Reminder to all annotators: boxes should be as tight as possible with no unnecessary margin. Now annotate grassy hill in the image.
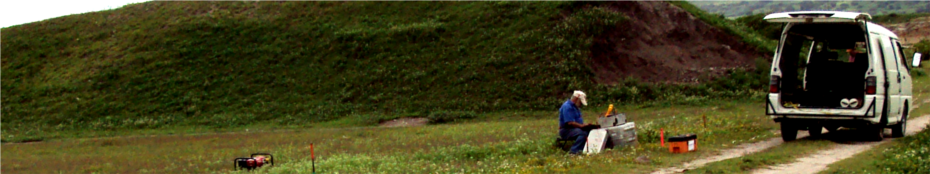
[1,1,771,135]
[691,1,930,17]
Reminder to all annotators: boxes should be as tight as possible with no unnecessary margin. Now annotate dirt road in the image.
[752,114,930,174]
[653,103,929,174]
[651,131,810,174]
[653,114,929,174]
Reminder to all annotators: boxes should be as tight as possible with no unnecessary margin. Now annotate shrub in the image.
[735,13,781,40]
[912,69,926,77]
[427,110,478,124]
[915,39,930,60]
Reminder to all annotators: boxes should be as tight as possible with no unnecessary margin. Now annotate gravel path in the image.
[650,131,810,174]
[752,99,930,174]
[752,114,929,174]
[653,100,929,174]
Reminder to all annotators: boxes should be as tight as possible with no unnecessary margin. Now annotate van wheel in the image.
[891,105,908,138]
[781,122,798,142]
[809,125,823,138]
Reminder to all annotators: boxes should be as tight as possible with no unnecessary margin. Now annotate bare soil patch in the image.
[3,139,44,144]
[882,16,930,46]
[379,117,429,128]
[591,1,766,84]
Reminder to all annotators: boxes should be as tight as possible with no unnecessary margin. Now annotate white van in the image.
[763,11,914,141]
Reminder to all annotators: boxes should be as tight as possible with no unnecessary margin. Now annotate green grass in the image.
[0,101,778,173]
[0,1,609,136]
[1,1,777,142]
[248,101,779,174]
[685,139,836,174]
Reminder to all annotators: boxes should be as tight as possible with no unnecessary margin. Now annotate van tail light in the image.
[865,76,876,94]
[770,76,780,93]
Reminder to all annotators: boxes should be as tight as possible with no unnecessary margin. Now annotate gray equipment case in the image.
[604,122,637,148]
[597,113,627,127]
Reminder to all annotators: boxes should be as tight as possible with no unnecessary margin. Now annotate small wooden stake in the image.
[702,114,707,128]
[311,143,316,174]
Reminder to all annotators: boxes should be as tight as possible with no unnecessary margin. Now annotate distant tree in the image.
[799,1,814,10]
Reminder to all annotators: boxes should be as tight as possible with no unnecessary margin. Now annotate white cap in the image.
[573,90,588,106]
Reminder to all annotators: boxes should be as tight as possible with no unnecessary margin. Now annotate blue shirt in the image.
[559,100,583,129]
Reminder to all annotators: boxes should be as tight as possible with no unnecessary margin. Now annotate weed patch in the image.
[870,125,930,173]
[913,69,927,77]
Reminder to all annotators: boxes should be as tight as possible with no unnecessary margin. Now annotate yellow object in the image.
[604,104,614,117]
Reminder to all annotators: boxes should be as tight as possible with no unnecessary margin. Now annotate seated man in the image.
[559,90,594,154]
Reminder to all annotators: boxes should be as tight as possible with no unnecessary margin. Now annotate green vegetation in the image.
[915,39,930,59]
[690,1,930,17]
[1,1,776,142]
[734,13,781,41]
[0,1,618,136]
[253,102,778,173]
[1,101,779,173]
[872,13,930,24]
[914,69,927,77]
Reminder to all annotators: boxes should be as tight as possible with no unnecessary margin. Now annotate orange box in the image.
[667,134,697,153]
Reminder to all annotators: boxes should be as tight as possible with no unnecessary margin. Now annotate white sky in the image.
[1,0,150,28]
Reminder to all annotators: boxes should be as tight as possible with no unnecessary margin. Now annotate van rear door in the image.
[764,11,879,118]
[764,11,872,23]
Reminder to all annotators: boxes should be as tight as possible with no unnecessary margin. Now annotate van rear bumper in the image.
[765,94,882,122]
[771,117,878,128]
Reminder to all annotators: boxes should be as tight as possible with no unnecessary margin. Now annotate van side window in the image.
[895,41,910,72]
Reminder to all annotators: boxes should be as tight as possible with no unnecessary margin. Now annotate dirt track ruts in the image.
[653,100,929,174]
[650,131,808,174]
[753,115,929,174]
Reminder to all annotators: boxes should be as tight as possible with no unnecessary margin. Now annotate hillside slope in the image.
[691,1,930,17]
[879,15,930,46]
[1,1,768,133]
